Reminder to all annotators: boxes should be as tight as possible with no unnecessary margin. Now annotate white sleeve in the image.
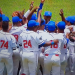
[11,35,16,50]
[64,28,70,35]
[24,10,31,18]
[36,34,45,45]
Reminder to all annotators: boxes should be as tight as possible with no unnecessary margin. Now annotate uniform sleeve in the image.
[11,35,16,50]
[64,28,70,35]
[36,34,45,45]
[24,10,31,18]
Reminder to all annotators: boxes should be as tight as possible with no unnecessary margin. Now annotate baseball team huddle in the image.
[0,0,75,75]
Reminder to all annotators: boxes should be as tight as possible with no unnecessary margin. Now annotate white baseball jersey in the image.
[9,26,26,47]
[44,33,67,55]
[22,23,27,29]
[19,30,45,52]
[0,31,16,57]
[64,25,75,35]
[37,30,49,41]
[59,33,68,54]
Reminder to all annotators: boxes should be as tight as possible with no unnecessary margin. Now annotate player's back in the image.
[44,33,67,54]
[19,30,44,52]
[54,33,67,54]
[0,31,16,57]
[9,26,26,46]
[9,26,26,33]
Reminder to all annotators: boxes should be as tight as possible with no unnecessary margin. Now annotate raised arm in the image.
[27,6,39,21]
[59,9,67,25]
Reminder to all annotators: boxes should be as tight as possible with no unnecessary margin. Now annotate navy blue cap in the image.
[12,16,22,23]
[2,16,10,22]
[44,11,52,16]
[57,21,66,30]
[41,19,46,26]
[46,21,55,31]
[30,14,37,20]
[65,16,74,24]
[28,20,39,27]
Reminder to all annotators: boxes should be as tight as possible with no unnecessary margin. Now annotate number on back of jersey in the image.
[0,40,8,49]
[23,40,32,48]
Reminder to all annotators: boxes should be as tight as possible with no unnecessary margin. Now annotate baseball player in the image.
[37,19,47,75]
[0,16,16,75]
[57,21,69,75]
[9,16,26,75]
[43,21,68,75]
[18,20,58,75]
[43,11,52,24]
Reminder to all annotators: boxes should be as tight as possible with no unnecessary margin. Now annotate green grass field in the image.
[0,0,75,22]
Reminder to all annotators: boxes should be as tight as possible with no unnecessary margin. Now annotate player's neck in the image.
[3,30,8,32]
[58,30,64,33]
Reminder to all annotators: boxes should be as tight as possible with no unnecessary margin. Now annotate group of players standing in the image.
[0,0,75,75]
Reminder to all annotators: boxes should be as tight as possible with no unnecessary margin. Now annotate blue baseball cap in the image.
[44,11,52,16]
[65,16,74,24]
[46,21,55,31]
[30,14,37,20]
[2,16,10,22]
[41,19,46,26]
[28,20,39,27]
[12,16,22,23]
[57,21,66,30]
[71,16,75,21]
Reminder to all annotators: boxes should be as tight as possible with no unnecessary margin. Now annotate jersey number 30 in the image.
[0,40,8,49]
[23,40,32,48]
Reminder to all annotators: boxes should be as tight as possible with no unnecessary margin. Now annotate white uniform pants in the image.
[13,48,21,75]
[38,53,44,75]
[60,53,68,75]
[21,51,38,75]
[65,42,75,75]
[44,54,60,75]
[0,57,13,75]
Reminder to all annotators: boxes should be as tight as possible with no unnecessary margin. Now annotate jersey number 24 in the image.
[23,40,32,48]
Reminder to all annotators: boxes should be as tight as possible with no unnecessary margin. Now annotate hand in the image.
[59,9,64,16]
[33,6,39,12]
[41,0,45,3]
[68,27,73,32]
[39,9,42,14]
[0,8,3,14]
[29,1,34,10]
[21,9,25,16]
[12,11,19,17]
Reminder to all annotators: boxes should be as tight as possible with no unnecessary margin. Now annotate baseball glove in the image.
[69,33,75,42]
[12,11,19,17]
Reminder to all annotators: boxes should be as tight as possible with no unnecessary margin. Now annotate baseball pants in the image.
[13,48,21,75]
[21,51,38,75]
[60,53,68,75]
[66,44,75,75]
[0,57,13,75]
[44,54,60,75]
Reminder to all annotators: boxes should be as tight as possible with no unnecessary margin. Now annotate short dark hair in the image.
[2,22,9,31]
[0,17,2,22]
